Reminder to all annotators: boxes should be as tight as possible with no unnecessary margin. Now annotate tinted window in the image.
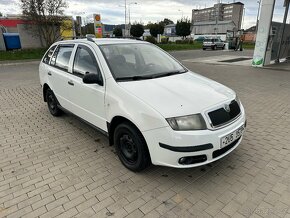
[73,46,100,77]
[51,45,74,71]
[43,45,56,64]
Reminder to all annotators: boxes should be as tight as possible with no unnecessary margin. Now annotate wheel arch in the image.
[43,83,50,102]
[107,116,144,146]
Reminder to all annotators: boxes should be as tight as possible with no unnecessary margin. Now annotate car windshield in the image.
[99,43,187,81]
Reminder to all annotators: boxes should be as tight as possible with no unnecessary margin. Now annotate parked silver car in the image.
[203,38,225,50]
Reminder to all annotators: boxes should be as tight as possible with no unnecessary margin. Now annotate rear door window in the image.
[50,45,74,72]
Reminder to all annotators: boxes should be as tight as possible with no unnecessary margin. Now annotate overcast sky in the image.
[0,0,287,29]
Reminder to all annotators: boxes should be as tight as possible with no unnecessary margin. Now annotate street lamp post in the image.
[129,2,137,25]
[178,9,184,18]
[120,1,137,37]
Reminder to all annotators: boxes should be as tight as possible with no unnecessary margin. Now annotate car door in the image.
[48,44,74,110]
[217,39,223,48]
[66,44,107,131]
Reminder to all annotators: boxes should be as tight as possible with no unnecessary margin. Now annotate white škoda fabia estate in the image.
[39,38,246,172]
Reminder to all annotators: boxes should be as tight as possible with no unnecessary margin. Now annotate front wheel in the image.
[46,89,62,116]
[114,122,151,172]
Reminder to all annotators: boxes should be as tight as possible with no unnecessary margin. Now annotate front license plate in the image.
[221,125,245,148]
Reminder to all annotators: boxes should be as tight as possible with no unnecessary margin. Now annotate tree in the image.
[20,0,68,47]
[130,23,144,38]
[113,27,123,37]
[160,18,174,27]
[176,18,191,39]
[149,23,164,38]
[82,23,95,35]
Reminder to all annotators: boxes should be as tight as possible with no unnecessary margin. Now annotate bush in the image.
[113,28,123,37]
[175,39,194,44]
[160,38,169,44]
[183,38,194,44]
[145,36,157,44]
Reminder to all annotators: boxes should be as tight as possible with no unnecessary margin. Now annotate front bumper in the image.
[143,111,246,168]
[203,44,214,48]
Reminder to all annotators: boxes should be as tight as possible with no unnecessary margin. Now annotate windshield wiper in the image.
[115,75,154,81]
[151,70,188,79]
[115,70,188,82]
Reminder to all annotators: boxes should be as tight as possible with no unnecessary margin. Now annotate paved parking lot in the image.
[0,52,290,218]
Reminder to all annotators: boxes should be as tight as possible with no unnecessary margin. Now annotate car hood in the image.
[118,72,236,118]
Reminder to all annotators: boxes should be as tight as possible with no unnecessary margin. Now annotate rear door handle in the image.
[68,81,74,86]
[48,72,52,76]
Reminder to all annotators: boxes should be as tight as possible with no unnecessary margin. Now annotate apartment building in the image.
[192,2,244,35]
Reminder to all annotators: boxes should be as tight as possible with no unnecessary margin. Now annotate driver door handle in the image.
[48,72,52,76]
[68,80,74,86]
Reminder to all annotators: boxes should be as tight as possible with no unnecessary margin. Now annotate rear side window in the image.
[73,45,100,77]
[42,45,56,64]
[50,45,74,71]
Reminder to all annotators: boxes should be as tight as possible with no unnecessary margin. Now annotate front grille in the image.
[212,137,241,159]
[208,100,241,128]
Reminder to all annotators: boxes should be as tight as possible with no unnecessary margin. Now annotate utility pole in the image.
[125,0,127,36]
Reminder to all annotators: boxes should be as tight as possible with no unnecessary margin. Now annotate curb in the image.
[0,59,40,66]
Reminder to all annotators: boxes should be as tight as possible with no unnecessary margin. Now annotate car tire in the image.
[46,89,62,116]
[114,122,151,172]
[202,47,206,50]
[222,45,225,50]
[213,45,217,50]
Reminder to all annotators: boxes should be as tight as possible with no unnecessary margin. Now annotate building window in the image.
[224,10,233,14]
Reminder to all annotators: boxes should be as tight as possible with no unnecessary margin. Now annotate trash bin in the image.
[3,33,21,50]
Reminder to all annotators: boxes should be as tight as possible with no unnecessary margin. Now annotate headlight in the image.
[166,114,207,131]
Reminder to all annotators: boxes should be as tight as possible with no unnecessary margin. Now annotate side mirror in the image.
[83,73,103,86]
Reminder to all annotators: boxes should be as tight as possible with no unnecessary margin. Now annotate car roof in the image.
[56,38,148,46]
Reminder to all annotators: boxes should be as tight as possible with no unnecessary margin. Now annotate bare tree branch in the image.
[21,0,69,47]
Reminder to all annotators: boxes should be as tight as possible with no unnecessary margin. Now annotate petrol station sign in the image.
[94,14,102,38]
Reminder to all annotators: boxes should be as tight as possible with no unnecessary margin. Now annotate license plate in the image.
[221,125,245,148]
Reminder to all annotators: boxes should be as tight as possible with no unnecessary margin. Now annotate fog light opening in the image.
[178,155,207,165]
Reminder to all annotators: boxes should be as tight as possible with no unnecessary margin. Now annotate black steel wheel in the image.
[46,89,62,116]
[114,122,151,172]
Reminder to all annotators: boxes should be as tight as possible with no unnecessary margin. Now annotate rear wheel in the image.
[222,45,225,50]
[46,89,62,116]
[114,122,151,172]
[202,47,206,50]
[213,45,217,50]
